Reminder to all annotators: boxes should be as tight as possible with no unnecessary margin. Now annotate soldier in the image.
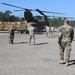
[8,25,15,44]
[28,24,36,45]
[45,26,50,38]
[58,19,74,66]
[51,26,55,37]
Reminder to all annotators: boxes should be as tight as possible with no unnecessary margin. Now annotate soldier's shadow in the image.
[35,42,48,45]
[69,60,75,66]
[14,42,28,44]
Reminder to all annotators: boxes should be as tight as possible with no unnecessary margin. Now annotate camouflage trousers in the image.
[9,34,14,44]
[59,42,72,63]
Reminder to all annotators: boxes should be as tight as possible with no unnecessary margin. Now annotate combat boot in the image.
[65,54,70,66]
[59,60,65,64]
[11,40,13,44]
[65,59,69,66]
[66,62,69,66]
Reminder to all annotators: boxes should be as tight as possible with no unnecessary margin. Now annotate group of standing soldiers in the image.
[8,24,36,45]
[45,26,55,38]
[8,19,74,66]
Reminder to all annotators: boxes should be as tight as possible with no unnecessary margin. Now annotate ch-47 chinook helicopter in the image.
[1,2,66,33]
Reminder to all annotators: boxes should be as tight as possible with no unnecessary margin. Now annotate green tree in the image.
[4,10,12,22]
[57,17,63,26]
[9,15,20,22]
[0,11,4,21]
[50,18,58,27]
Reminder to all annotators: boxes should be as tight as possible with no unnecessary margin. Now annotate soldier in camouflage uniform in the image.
[8,26,15,44]
[58,19,74,66]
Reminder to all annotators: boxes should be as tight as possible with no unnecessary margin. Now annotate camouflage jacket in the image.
[58,24,74,43]
[8,27,15,35]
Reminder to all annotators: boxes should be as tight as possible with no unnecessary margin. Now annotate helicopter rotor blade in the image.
[61,17,74,19]
[1,2,65,15]
[1,2,35,11]
[36,9,65,15]
[47,15,74,19]
[41,11,65,15]
[41,10,65,15]
[1,2,26,10]
[36,9,46,16]
[14,10,24,11]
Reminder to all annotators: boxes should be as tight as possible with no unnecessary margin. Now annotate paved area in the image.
[0,31,75,75]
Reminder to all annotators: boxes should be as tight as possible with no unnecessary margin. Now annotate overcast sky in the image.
[0,0,75,19]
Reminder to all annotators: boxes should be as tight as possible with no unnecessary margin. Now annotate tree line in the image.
[0,10,20,22]
[0,10,75,27]
[49,17,75,27]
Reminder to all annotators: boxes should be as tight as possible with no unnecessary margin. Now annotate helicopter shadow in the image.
[35,42,48,46]
[69,60,75,66]
[14,42,28,44]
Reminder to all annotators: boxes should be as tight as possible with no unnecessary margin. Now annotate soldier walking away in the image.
[51,26,55,37]
[45,26,50,38]
[58,19,74,66]
[28,24,36,45]
[8,25,15,44]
